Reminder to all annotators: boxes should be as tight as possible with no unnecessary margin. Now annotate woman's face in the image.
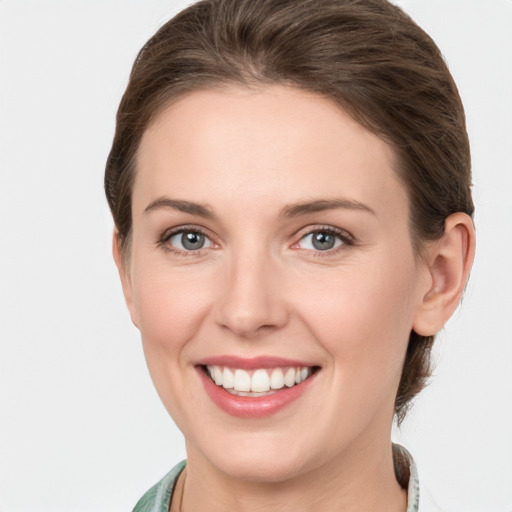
[119,86,432,482]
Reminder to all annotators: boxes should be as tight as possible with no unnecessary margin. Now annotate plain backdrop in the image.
[0,1,511,511]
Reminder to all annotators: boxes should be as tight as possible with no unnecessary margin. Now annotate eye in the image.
[167,229,213,251]
[296,229,348,252]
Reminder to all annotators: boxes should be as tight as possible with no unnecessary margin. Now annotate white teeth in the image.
[234,369,251,392]
[206,365,314,393]
[270,368,285,390]
[251,369,270,392]
[223,367,234,389]
[284,368,296,387]
[212,366,223,385]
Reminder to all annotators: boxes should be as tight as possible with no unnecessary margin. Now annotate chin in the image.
[214,452,309,483]
[190,430,325,484]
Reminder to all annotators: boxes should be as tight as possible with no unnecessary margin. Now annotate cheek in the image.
[295,257,420,372]
[291,259,421,437]
[131,262,213,359]
[129,261,217,427]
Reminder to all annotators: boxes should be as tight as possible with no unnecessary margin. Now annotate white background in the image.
[0,1,510,511]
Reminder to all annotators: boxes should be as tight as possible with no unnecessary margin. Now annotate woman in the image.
[105,0,475,510]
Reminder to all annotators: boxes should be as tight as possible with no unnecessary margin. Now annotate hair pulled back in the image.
[105,0,474,423]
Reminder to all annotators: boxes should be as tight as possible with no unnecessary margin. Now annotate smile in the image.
[197,357,320,418]
[205,365,314,395]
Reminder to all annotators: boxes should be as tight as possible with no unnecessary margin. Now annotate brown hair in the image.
[105,0,474,423]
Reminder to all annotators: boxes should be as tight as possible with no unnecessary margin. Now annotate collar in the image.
[393,443,420,512]
[133,444,420,511]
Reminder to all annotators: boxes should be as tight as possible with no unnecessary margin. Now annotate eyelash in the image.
[158,225,355,258]
[293,225,354,257]
[158,225,216,258]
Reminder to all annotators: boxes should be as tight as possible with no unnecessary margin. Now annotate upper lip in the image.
[196,355,317,370]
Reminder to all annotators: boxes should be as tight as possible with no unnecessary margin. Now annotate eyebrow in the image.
[280,198,376,218]
[143,196,375,219]
[143,197,214,218]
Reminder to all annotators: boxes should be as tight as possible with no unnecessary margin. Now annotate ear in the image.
[112,231,139,328]
[413,213,476,336]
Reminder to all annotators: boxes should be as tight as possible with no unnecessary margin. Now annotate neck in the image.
[180,436,407,512]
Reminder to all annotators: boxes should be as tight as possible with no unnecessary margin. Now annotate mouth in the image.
[202,365,317,396]
[195,356,320,417]
[196,356,321,418]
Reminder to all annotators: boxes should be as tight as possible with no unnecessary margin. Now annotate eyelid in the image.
[159,224,219,255]
[157,223,354,257]
[291,225,355,253]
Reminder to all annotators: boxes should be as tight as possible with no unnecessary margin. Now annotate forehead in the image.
[134,85,407,221]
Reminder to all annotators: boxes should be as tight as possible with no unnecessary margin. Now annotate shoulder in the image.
[132,461,186,512]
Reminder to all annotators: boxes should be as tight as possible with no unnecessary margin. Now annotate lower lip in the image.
[197,367,317,418]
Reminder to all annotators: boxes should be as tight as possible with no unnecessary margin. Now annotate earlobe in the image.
[112,231,139,328]
[413,213,476,336]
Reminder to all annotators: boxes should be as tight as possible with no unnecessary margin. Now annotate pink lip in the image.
[197,355,314,370]
[196,357,319,418]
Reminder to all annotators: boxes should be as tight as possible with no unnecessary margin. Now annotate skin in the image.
[114,86,475,512]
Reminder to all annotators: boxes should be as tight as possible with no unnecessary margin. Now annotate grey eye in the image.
[298,231,343,251]
[169,230,211,251]
[313,232,335,250]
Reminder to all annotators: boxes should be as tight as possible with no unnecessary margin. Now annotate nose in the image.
[214,248,289,339]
